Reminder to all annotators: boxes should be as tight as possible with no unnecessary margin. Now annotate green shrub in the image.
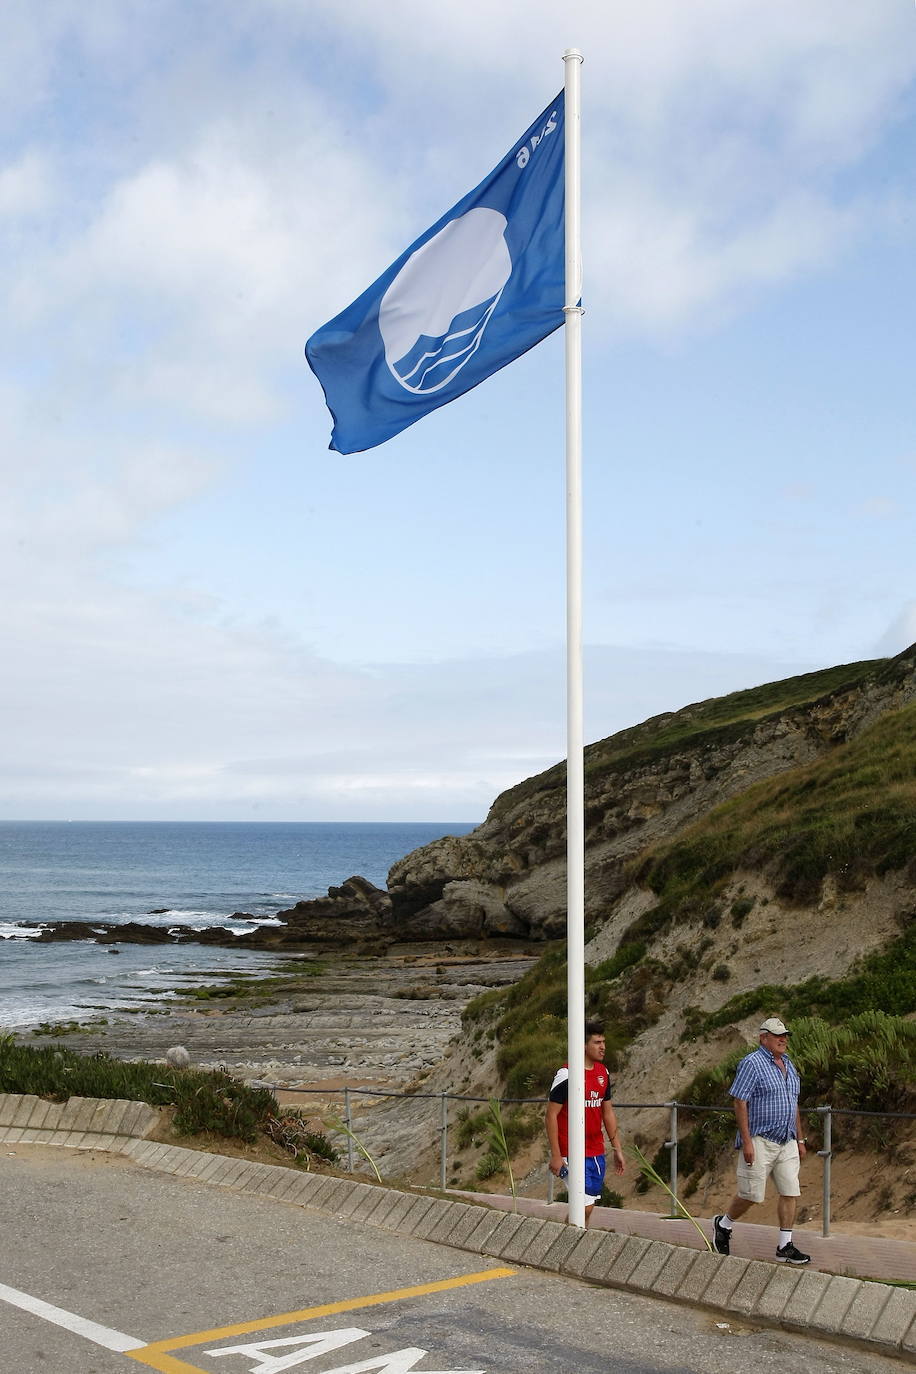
[475,1151,503,1181]
[0,1040,276,1143]
[461,984,507,1025]
[475,933,657,1103]
[455,1107,488,1150]
[730,897,755,926]
[497,1024,565,1101]
[591,941,646,983]
[500,1105,543,1153]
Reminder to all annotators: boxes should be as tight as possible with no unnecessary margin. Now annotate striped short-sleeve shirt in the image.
[548,1062,612,1157]
[728,1045,801,1147]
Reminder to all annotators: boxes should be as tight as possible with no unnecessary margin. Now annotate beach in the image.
[10,942,537,1093]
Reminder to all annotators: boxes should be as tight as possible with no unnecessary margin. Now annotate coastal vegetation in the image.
[460,684,916,1204]
[462,940,648,1101]
[629,698,916,921]
[0,1036,276,1142]
[464,911,915,1120]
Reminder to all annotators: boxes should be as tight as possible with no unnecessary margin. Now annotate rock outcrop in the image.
[25,876,393,950]
[246,876,393,947]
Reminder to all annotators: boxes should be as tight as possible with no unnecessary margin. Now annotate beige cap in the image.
[759,1016,790,1036]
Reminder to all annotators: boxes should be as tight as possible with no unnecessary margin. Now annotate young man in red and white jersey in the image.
[546,1019,626,1225]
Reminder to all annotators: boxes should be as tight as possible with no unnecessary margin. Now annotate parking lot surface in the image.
[0,1146,902,1374]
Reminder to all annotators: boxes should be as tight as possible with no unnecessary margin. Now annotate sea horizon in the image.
[0,818,477,1028]
[0,817,481,826]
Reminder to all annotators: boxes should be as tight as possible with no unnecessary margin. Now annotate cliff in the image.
[385,643,916,941]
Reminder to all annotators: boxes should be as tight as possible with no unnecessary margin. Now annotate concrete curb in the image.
[0,1091,159,1150]
[2,1093,914,1359]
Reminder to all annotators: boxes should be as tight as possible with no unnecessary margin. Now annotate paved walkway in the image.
[455,1192,916,1286]
[454,1191,916,1284]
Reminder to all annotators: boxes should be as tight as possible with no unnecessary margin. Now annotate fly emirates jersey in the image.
[549,1061,612,1157]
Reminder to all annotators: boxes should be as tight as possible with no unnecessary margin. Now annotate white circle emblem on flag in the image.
[379,207,511,395]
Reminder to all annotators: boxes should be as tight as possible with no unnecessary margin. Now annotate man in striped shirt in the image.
[712,1017,810,1265]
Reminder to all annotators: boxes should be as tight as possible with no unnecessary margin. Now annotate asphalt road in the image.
[0,1146,899,1374]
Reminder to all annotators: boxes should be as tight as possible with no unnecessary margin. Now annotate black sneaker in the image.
[775,1241,811,1265]
[712,1215,731,1255]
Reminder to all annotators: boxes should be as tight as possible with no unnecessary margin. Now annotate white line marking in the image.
[0,1280,142,1352]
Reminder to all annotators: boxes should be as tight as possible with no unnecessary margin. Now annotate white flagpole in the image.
[562,46,586,1230]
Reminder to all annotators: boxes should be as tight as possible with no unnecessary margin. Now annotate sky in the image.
[2,0,915,822]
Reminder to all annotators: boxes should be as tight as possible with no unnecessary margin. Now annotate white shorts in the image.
[735,1135,800,1203]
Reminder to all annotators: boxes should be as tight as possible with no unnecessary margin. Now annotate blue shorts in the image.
[560,1155,606,1203]
[584,1154,606,1203]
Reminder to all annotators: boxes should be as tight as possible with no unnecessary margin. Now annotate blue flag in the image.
[306,93,566,454]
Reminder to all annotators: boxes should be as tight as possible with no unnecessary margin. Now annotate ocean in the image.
[0,820,476,1029]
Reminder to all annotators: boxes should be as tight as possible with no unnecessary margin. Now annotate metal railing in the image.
[265,1083,916,1238]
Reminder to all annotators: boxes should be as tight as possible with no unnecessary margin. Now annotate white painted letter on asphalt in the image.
[205,1326,370,1370]
[204,1324,484,1373]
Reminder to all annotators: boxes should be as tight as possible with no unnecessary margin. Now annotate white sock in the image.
[778,1229,792,1248]
[720,1215,734,1230]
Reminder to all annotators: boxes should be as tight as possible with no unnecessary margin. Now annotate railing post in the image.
[344,1088,354,1173]
[817,1105,832,1238]
[664,1102,679,1219]
[440,1092,448,1192]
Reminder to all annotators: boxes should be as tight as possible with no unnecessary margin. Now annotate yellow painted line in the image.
[125,1266,515,1373]
[124,1352,208,1374]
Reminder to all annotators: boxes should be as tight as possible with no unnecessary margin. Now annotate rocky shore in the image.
[15,943,537,1095]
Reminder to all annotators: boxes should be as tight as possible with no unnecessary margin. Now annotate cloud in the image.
[7,117,409,424]
[0,596,821,819]
[0,151,54,218]
[586,186,860,332]
[2,0,912,450]
[874,604,916,657]
[855,497,902,520]
[289,0,914,330]
[0,3,913,821]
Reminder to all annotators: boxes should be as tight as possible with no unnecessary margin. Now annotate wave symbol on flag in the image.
[379,207,511,394]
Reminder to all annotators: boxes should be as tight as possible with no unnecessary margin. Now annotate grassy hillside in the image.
[489,656,884,819]
[464,682,916,1112]
[631,697,916,920]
